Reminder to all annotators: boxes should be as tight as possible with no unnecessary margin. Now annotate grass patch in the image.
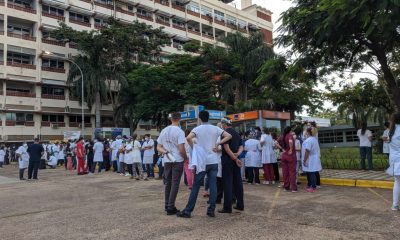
[320,147,389,170]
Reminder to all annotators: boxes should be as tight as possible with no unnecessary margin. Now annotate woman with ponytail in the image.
[279,126,297,192]
[357,122,373,170]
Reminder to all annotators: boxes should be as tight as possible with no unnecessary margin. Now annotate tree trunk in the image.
[95,91,101,128]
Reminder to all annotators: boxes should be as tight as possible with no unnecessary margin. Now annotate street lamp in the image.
[43,51,85,136]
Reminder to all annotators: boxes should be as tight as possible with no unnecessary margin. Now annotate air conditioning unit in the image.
[51,123,59,129]
[177,45,183,50]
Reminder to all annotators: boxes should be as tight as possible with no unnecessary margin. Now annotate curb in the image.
[298,176,393,189]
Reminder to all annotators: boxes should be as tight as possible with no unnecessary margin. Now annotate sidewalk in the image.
[306,169,393,189]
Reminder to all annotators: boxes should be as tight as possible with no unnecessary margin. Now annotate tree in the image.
[117,55,220,132]
[54,18,170,127]
[277,0,400,110]
[327,78,394,127]
[201,32,274,106]
[255,56,322,118]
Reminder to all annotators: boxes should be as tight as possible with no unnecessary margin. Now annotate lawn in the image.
[320,147,389,170]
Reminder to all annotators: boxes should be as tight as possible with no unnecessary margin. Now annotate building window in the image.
[42,115,64,122]
[7,52,34,65]
[127,4,134,11]
[226,15,237,26]
[319,132,344,144]
[7,113,33,124]
[8,0,32,8]
[172,18,185,27]
[156,15,169,23]
[69,116,91,123]
[42,58,64,69]
[345,130,358,142]
[187,3,200,13]
[137,8,150,17]
[69,12,90,23]
[7,24,31,36]
[201,6,212,17]
[42,86,64,96]
[6,86,30,93]
[237,19,247,29]
[42,5,64,16]
[214,10,224,21]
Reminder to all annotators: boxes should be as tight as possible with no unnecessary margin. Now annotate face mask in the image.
[23,144,28,148]
[145,137,149,141]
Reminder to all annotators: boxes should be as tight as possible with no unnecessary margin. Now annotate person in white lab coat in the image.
[124,139,134,178]
[131,135,145,180]
[142,134,155,178]
[0,146,5,168]
[16,143,29,180]
[386,113,400,211]
[48,155,58,169]
[382,121,390,156]
[57,143,65,166]
[111,135,123,173]
[91,139,104,174]
[302,127,322,193]
[260,128,276,185]
[245,132,262,185]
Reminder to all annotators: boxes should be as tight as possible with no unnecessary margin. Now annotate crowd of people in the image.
[2,110,400,214]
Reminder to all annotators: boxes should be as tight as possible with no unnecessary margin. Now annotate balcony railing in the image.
[214,18,225,26]
[172,24,186,31]
[41,66,66,73]
[41,121,50,127]
[202,33,214,40]
[187,9,200,17]
[137,14,153,22]
[42,122,65,127]
[69,42,78,49]
[42,12,65,21]
[6,90,36,98]
[172,3,185,12]
[7,2,36,14]
[0,0,4,6]
[116,7,135,16]
[42,38,66,46]
[0,31,4,35]
[7,32,36,42]
[94,0,113,9]
[70,122,92,128]
[188,28,201,36]
[238,27,247,33]
[155,0,169,6]
[24,121,34,126]
[69,19,91,27]
[227,22,237,29]
[0,61,4,65]
[41,94,66,100]
[7,61,36,69]
[156,19,170,27]
[201,14,213,22]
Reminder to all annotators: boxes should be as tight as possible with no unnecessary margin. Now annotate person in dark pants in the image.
[27,138,44,180]
[271,132,281,182]
[219,118,244,213]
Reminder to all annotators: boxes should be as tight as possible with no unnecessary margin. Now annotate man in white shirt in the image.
[111,135,123,172]
[177,110,232,218]
[157,112,188,215]
[357,123,373,170]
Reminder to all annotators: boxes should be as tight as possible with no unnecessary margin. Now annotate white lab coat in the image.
[387,125,400,176]
[124,143,134,164]
[111,139,123,161]
[0,150,5,162]
[93,142,104,162]
[118,144,125,163]
[48,155,58,167]
[301,136,322,172]
[260,134,276,164]
[58,146,65,159]
[244,139,262,167]
[142,139,155,164]
[190,144,206,174]
[383,129,390,154]
[16,146,29,169]
[132,140,142,163]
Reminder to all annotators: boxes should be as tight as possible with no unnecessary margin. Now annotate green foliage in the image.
[277,0,400,110]
[255,56,323,117]
[183,40,201,53]
[327,78,393,127]
[117,55,221,131]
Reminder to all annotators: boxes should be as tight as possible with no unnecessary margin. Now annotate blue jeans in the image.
[183,164,218,215]
[143,164,154,177]
[360,147,373,170]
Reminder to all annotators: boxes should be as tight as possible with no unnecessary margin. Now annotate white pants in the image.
[394,176,400,206]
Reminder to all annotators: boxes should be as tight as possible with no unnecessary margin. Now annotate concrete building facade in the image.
[0,0,273,141]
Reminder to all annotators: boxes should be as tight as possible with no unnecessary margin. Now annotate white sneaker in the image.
[125,173,131,177]
[391,205,399,211]
[262,181,269,185]
[120,173,124,176]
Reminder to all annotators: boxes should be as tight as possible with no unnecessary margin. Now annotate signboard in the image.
[262,110,291,120]
[297,116,331,127]
[94,128,127,139]
[63,131,81,141]
[180,110,196,120]
[208,110,226,120]
[227,111,259,123]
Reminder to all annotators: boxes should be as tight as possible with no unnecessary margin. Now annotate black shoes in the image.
[233,206,244,211]
[207,212,215,218]
[166,207,180,215]
[176,211,191,218]
[218,209,232,214]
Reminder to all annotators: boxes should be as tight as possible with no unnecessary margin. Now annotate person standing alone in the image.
[27,138,44,180]
[157,112,188,215]
[357,123,373,170]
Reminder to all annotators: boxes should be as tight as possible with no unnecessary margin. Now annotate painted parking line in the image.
[267,188,281,218]
[367,188,391,204]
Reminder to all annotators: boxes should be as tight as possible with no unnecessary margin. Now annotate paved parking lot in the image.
[0,166,399,240]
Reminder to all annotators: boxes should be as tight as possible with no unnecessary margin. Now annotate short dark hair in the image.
[34,138,39,142]
[199,110,209,123]
[171,112,181,121]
